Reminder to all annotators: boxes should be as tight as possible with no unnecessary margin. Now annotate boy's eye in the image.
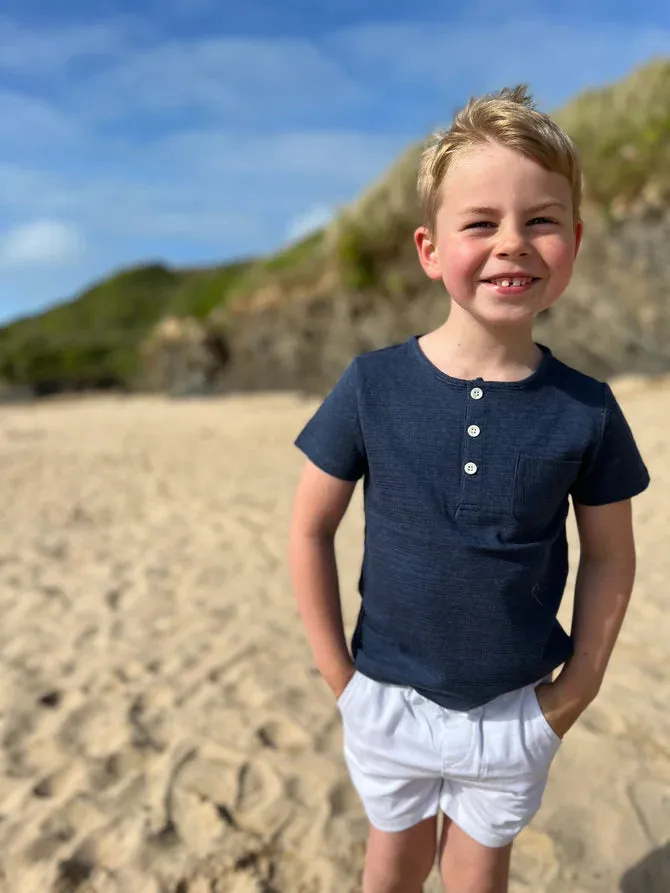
[463,217,559,231]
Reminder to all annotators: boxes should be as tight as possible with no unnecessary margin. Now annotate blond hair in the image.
[417,85,582,233]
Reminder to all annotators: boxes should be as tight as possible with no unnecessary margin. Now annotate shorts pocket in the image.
[529,685,562,746]
[512,455,581,530]
[480,683,560,781]
[337,670,363,713]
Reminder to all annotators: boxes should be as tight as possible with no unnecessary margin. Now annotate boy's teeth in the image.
[493,278,530,287]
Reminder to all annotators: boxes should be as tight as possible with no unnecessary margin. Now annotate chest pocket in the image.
[512,455,581,530]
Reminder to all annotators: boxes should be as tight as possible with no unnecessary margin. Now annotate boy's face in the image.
[414,141,583,328]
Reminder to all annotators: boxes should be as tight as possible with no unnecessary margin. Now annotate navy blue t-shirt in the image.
[294,336,650,710]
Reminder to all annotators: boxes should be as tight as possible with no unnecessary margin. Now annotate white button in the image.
[464,462,478,475]
[468,425,481,437]
[470,387,483,400]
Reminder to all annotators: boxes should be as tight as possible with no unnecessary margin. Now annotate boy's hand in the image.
[325,662,356,700]
[534,680,589,740]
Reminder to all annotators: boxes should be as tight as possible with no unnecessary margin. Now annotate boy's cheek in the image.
[438,241,484,283]
[545,237,578,268]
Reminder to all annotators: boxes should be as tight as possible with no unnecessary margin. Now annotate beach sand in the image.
[0,383,668,892]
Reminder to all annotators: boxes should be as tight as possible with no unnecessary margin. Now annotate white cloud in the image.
[0,90,79,149]
[0,129,403,253]
[0,220,84,269]
[0,16,136,75]
[0,165,73,216]
[151,129,403,184]
[78,35,366,120]
[286,205,334,242]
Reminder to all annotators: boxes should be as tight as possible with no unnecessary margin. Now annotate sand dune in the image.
[0,384,668,892]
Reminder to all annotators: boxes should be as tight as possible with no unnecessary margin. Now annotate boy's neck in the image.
[420,313,543,383]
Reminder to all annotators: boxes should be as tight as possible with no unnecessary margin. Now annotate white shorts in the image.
[337,671,561,848]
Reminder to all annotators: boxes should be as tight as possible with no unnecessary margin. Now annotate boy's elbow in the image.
[578,548,636,579]
[289,514,337,544]
[289,494,339,544]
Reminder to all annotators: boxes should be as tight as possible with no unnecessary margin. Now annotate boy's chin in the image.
[454,299,538,328]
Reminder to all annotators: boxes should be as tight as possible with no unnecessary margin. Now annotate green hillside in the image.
[554,57,670,213]
[0,58,668,396]
[0,260,253,394]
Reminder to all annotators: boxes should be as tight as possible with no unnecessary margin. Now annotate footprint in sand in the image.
[511,826,561,887]
[52,852,96,893]
[31,762,85,802]
[327,781,360,817]
[86,746,146,794]
[50,836,128,893]
[176,753,239,807]
[254,717,311,751]
[579,702,628,737]
[172,748,290,835]
[23,793,106,865]
[628,780,670,845]
[56,703,130,760]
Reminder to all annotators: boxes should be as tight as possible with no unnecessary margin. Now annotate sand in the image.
[0,383,668,893]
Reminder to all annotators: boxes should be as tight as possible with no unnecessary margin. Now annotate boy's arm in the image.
[536,497,637,738]
[289,459,357,699]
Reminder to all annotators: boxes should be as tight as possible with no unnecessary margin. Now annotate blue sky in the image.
[0,1,668,325]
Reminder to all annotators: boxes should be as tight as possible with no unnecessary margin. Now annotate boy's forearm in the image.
[289,530,354,692]
[557,552,636,705]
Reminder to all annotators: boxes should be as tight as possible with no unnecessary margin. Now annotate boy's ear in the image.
[414,226,443,280]
[574,218,584,259]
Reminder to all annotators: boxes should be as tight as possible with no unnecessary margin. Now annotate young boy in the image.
[288,85,650,893]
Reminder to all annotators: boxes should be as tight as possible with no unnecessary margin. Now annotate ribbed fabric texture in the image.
[294,336,650,710]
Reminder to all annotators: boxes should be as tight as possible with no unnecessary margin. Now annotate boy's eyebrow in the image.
[459,201,568,216]
[527,201,568,213]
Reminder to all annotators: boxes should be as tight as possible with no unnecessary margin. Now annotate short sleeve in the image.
[571,384,650,506]
[294,359,367,481]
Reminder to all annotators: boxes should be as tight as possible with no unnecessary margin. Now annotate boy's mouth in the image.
[481,276,538,287]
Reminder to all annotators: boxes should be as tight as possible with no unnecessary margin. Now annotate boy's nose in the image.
[495,229,529,257]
